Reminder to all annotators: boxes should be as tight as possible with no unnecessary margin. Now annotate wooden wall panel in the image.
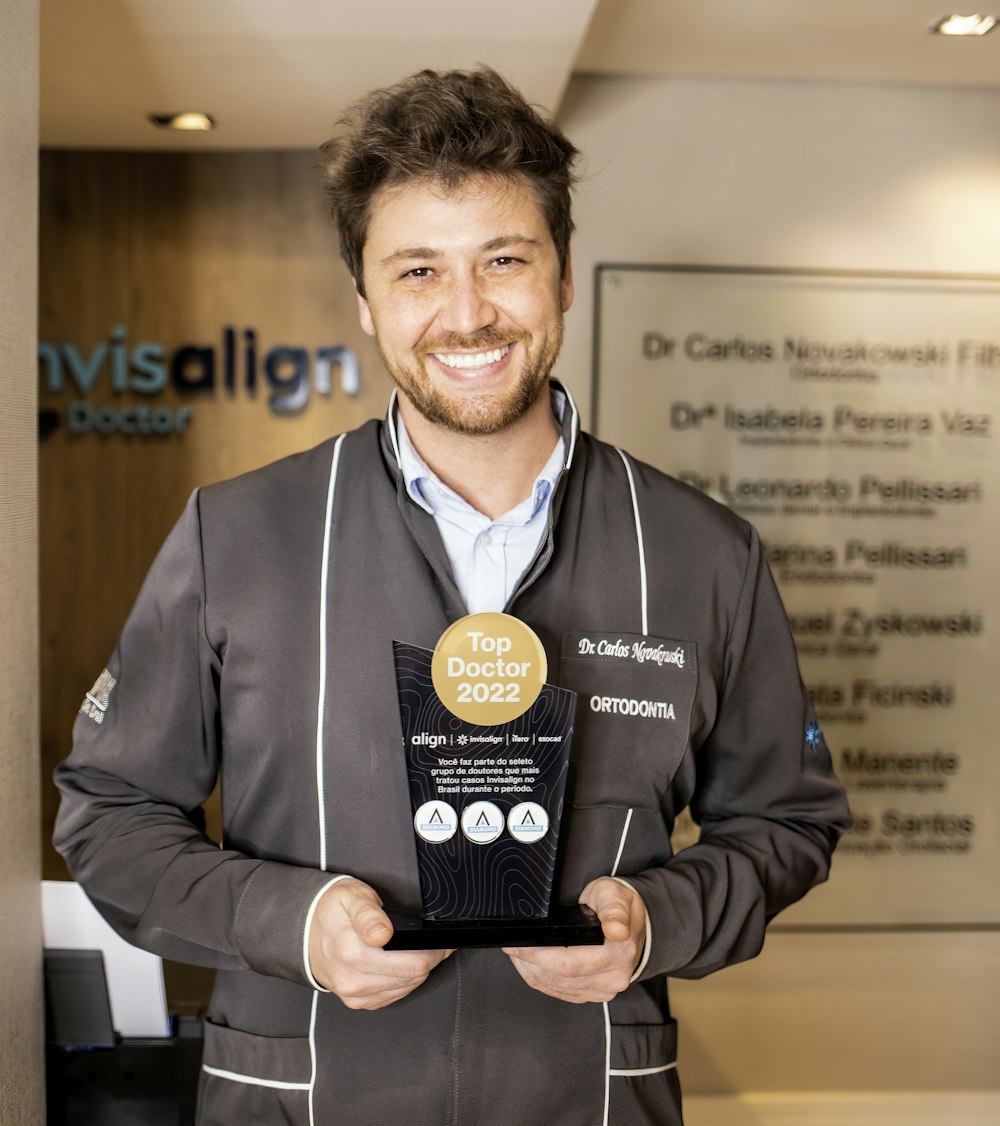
[39,150,390,880]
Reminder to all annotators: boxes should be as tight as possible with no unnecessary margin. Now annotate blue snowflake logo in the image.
[805,722,824,751]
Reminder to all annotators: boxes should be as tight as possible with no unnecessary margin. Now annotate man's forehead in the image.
[364,174,548,251]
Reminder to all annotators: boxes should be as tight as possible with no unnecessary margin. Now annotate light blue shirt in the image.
[395,394,566,614]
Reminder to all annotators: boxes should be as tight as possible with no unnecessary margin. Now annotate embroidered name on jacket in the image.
[590,694,676,719]
[80,668,117,725]
[561,631,698,729]
[576,635,687,669]
[559,630,699,799]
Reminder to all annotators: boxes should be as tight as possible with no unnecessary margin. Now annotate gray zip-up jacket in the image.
[54,389,851,1125]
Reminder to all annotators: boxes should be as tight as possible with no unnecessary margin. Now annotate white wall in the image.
[556,74,1000,416]
[554,74,1000,1097]
[0,1,43,1123]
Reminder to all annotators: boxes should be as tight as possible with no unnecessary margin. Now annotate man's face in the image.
[356,174,573,436]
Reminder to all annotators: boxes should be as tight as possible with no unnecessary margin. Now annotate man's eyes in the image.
[397,257,525,281]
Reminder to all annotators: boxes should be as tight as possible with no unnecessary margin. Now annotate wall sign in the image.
[594,264,999,928]
[38,324,360,439]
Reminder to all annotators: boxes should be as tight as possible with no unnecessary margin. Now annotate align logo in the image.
[38,324,361,439]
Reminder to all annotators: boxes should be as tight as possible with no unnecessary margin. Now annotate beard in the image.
[377,320,564,436]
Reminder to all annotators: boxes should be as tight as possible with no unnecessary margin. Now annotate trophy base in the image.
[383,903,604,951]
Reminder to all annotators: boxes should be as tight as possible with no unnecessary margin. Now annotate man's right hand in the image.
[307,877,453,1010]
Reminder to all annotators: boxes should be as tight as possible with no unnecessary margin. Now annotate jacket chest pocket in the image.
[557,630,697,809]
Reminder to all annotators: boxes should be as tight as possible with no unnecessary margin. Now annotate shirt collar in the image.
[394,388,567,522]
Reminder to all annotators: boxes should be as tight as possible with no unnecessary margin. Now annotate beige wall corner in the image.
[0,1,44,1124]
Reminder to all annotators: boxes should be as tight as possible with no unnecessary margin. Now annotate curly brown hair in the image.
[318,67,579,297]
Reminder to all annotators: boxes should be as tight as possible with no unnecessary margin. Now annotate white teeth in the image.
[433,345,510,370]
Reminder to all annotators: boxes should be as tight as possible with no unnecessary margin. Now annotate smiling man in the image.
[356,174,572,520]
[55,68,850,1126]
[359,178,569,435]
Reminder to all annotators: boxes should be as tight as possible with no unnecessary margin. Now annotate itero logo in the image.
[37,324,361,439]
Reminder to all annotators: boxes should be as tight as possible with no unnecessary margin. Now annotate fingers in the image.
[308,878,452,1009]
[502,879,647,1004]
[334,948,450,1011]
[503,948,622,1004]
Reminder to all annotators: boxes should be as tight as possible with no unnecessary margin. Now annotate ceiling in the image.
[40,0,1000,150]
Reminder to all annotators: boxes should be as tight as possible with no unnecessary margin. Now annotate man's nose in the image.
[439,273,498,336]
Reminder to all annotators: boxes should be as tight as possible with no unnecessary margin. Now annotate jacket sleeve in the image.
[627,527,852,979]
[53,490,336,987]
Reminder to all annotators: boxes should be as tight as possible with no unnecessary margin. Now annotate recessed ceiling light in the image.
[148,112,216,131]
[931,14,998,35]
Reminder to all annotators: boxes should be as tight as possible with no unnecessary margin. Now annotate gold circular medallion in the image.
[431,612,547,725]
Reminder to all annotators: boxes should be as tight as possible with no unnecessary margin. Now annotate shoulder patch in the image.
[80,668,117,725]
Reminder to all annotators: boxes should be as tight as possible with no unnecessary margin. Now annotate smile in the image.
[431,345,511,370]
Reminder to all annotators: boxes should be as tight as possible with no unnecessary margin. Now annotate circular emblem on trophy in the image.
[413,800,459,844]
[507,802,550,844]
[431,612,547,724]
[461,801,505,845]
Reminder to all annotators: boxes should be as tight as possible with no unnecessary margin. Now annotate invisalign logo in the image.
[38,324,361,438]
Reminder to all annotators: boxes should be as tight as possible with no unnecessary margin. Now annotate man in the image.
[55,68,850,1125]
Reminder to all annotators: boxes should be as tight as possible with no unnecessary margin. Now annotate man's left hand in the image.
[502,877,646,1004]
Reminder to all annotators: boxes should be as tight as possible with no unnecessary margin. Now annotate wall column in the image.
[0,1,44,1123]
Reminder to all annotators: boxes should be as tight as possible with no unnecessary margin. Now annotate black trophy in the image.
[386,614,603,950]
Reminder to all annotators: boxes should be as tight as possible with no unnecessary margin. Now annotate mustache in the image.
[419,328,524,355]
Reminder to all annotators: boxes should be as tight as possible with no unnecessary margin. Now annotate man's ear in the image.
[356,286,376,337]
[560,248,575,314]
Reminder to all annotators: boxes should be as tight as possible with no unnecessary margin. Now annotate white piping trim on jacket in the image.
[564,384,580,468]
[610,807,633,879]
[316,433,346,873]
[201,1065,310,1091]
[386,389,402,468]
[601,805,636,1124]
[609,1062,678,1078]
[308,990,319,1125]
[601,999,613,1126]
[616,449,648,637]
